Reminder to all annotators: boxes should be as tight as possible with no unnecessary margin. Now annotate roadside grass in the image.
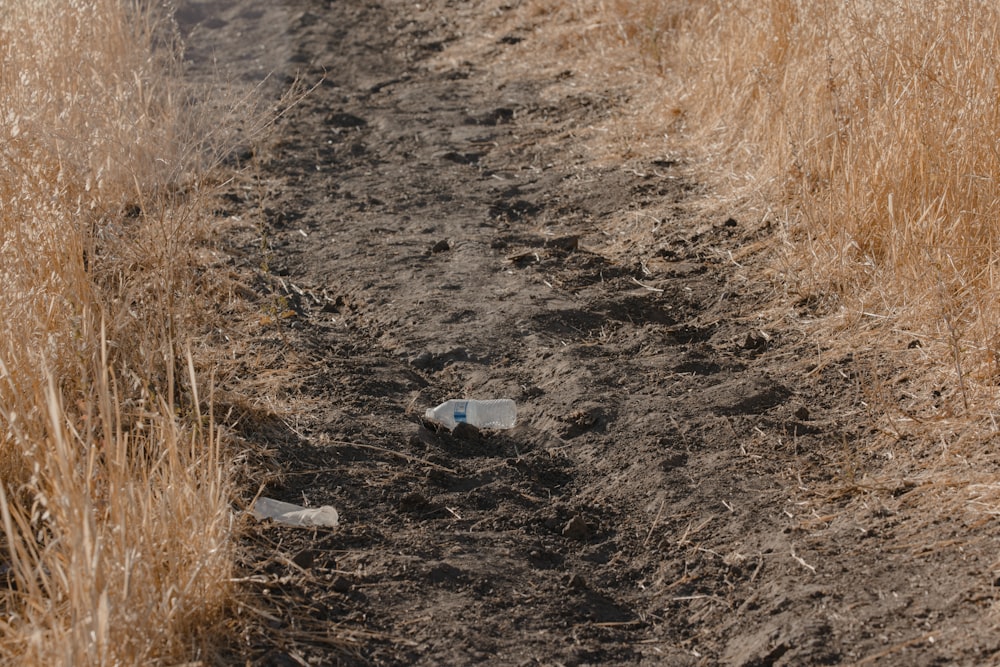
[0,1,238,662]
[514,1,1000,491]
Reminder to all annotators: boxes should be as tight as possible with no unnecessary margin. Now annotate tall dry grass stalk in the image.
[554,0,1000,414]
[0,0,233,663]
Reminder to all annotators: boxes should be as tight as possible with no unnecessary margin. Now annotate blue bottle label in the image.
[454,400,468,423]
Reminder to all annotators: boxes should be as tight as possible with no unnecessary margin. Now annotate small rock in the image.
[660,450,688,471]
[520,385,544,399]
[321,295,346,313]
[426,562,463,584]
[546,235,579,252]
[562,515,590,541]
[399,491,429,512]
[431,239,450,253]
[426,468,457,488]
[506,250,540,267]
[558,408,601,439]
[566,573,587,590]
[326,111,367,128]
[440,152,481,165]
[291,549,315,569]
[467,107,514,126]
[793,405,811,421]
[331,575,352,594]
[410,351,434,369]
[743,331,769,351]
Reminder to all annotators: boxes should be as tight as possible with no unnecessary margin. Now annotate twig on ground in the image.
[790,549,817,573]
[643,498,666,547]
[631,277,664,292]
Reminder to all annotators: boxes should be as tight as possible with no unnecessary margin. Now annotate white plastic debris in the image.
[425,399,517,429]
[251,497,340,528]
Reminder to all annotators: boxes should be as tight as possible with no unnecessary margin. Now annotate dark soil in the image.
[179,1,1000,665]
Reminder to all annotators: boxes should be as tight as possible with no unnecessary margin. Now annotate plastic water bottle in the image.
[425,399,517,429]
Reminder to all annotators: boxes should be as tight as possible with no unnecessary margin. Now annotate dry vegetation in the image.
[518,1,1000,483]
[0,1,235,663]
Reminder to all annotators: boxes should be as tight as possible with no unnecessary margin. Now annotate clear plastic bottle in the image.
[424,399,517,429]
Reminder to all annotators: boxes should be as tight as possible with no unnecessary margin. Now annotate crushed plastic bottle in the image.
[425,399,517,429]
[251,497,340,528]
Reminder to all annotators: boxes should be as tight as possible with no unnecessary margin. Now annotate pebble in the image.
[562,515,590,541]
[332,575,352,594]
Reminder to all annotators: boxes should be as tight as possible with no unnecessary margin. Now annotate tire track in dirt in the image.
[181,1,1000,665]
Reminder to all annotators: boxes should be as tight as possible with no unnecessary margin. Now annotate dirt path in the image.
[180,1,1000,665]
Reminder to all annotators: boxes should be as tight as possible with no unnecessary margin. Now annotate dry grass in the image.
[517,1,1000,447]
[451,0,1000,544]
[0,1,236,663]
[619,3,1000,376]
